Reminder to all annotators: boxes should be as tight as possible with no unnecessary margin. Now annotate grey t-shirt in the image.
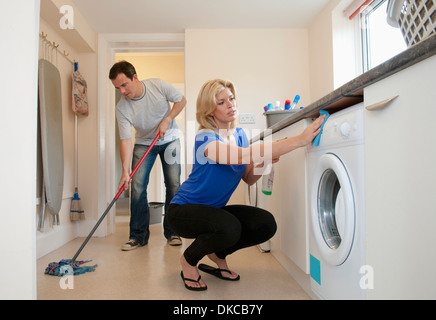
[116,78,183,145]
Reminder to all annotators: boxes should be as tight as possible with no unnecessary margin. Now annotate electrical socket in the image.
[239,113,256,124]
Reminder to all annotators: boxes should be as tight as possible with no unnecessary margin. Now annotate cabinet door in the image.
[364,55,436,299]
[260,132,283,253]
[276,120,310,273]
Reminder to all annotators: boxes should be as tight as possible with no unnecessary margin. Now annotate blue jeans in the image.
[130,139,181,245]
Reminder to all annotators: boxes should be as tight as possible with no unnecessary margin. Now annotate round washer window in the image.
[311,153,355,266]
[318,169,343,250]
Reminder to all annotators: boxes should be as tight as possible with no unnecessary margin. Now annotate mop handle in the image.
[71,133,160,262]
[114,133,160,200]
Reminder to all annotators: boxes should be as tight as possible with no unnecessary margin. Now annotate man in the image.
[109,60,186,250]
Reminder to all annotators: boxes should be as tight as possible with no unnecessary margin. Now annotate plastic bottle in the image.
[267,103,273,111]
[290,95,300,110]
[274,101,281,110]
[284,100,291,110]
[262,162,274,195]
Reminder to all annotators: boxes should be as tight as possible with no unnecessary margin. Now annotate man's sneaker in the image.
[167,235,182,246]
[121,239,141,251]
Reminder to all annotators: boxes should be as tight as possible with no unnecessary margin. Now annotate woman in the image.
[168,79,326,291]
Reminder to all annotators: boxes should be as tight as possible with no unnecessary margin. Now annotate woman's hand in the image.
[243,157,280,185]
[297,114,327,147]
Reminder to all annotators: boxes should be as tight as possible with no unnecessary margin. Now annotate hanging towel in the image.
[45,259,97,276]
[72,70,89,116]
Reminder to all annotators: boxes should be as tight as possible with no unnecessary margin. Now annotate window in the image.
[361,0,407,71]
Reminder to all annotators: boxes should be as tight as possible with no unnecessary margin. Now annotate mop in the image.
[45,133,161,276]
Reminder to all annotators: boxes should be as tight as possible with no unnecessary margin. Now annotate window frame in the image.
[360,0,387,72]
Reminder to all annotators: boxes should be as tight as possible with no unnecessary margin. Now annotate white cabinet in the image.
[277,121,310,274]
[262,120,310,274]
[260,132,283,255]
[364,55,436,299]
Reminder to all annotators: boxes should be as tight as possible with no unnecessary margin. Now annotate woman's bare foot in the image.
[180,255,207,290]
[207,253,239,280]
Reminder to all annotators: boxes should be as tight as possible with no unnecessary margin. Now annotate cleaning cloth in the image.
[45,259,97,276]
[312,110,330,147]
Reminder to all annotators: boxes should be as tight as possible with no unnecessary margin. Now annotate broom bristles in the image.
[70,192,85,221]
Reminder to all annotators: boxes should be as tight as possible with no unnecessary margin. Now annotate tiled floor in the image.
[37,216,310,300]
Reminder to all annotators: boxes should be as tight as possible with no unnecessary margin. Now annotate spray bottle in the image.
[290,95,300,110]
[262,161,275,195]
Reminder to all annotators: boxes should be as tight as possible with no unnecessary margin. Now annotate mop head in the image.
[45,259,97,276]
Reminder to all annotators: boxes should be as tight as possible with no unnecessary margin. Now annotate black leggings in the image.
[167,203,277,267]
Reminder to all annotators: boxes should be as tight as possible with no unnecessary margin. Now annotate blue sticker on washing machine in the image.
[310,255,321,285]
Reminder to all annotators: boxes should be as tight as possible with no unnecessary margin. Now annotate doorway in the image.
[97,33,185,235]
[113,51,186,219]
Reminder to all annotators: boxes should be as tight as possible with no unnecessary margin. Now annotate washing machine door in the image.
[311,153,355,266]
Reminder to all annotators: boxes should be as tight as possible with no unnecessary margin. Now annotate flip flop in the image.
[198,263,240,281]
[180,271,207,291]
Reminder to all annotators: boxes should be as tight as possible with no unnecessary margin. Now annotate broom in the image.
[70,62,85,221]
[45,133,160,276]
[70,113,85,221]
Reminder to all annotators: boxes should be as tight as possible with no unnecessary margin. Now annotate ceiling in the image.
[72,0,331,34]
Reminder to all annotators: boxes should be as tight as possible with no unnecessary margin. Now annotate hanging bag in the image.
[72,70,89,116]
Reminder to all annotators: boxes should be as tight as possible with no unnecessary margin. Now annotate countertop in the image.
[251,33,436,143]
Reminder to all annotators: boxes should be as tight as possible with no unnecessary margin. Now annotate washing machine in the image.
[306,103,366,300]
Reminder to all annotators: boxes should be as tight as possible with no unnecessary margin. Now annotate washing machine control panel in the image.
[338,122,351,138]
[314,104,364,148]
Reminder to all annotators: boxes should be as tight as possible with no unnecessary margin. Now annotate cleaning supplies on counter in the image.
[263,95,302,127]
[284,100,292,110]
[265,95,301,112]
[290,95,301,110]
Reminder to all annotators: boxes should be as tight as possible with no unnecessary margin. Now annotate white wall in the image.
[308,0,359,102]
[36,14,99,256]
[308,1,338,102]
[0,0,40,300]
[36,18,80,256]
[185,29,311,204]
